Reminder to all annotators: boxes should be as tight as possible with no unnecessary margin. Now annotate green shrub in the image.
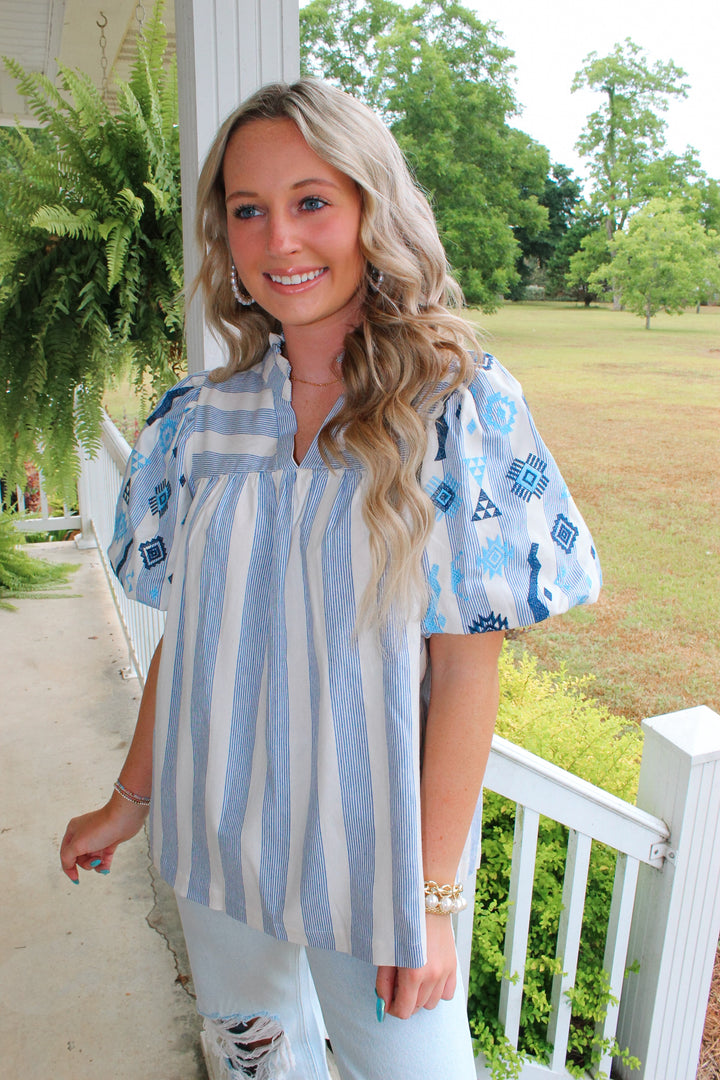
[468,646,643,1077]
[0,515,78,608]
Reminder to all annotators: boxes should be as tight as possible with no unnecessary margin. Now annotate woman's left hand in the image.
[375,915,457,1019]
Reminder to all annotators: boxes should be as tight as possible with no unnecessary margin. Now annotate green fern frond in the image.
[56,65,110,136]
[2,58,68,122]
[129,1,169,110]
[159,55,179,145]
[31,205,105,241]
[114,82,164,170]
[143,180,171,213]
[115,187,145,223]
[104,222,134,291]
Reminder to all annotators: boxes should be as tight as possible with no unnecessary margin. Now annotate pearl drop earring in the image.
[230,264,255,306]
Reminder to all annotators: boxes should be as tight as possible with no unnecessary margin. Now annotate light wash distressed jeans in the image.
[177,896,477,1080]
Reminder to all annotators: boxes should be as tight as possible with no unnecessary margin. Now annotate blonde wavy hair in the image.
[195,78,480,622]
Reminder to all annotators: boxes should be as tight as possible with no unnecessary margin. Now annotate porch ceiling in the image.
[0,0,176,126]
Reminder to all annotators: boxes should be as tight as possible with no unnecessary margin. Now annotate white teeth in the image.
[269,269,324,285]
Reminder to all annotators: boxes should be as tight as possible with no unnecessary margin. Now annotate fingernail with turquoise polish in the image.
[375,991,385,1024]
[99,869,110,875]
[89,858,102,868]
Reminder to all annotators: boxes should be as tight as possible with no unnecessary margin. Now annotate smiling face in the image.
[223,117,365,343]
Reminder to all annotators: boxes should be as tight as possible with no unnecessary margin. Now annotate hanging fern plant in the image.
[0,2,184,500]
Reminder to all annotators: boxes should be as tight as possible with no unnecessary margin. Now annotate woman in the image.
[61,79,600,1079]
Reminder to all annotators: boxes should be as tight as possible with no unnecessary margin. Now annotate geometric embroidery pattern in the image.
[451,551,466,598]
[483,391,517,435]
[130,449,147,474]
[122,478,131,504]
[159,415,179,452]
[113,507,129,543]
[146,383,196,425]
[481,352,495,371]
[435,414,449,461]
[551,513,579,554]
[466,456,486,486]
[425,474,460,517]
[507,453,549,502]
[478,536,514,579]
[139,535,168,569]
[424,563,446,633]
[149,479,172,518]
[473,489,501,521]
[527,542,550,622]
[468,611,510,633]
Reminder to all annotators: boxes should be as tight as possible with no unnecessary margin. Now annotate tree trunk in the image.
[645,302,651,329]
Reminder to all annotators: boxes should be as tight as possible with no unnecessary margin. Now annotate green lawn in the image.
[468,302,720,721]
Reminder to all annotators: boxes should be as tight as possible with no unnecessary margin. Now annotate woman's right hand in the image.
[60,791,149,884]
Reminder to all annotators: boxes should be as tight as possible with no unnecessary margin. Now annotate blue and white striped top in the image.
[109,334,601,967]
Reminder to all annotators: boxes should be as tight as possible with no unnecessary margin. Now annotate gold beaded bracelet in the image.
[113,779,151,807]
[424,880,468,916]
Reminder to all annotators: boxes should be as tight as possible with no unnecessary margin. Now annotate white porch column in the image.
[615,706,720,1079]
[174,0,300,373]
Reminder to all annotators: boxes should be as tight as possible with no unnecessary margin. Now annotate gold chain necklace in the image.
[289,373,341,388]
[287,348,344,388]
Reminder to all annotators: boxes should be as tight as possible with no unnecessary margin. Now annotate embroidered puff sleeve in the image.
[108,373,206,610]
[421,353,601,636]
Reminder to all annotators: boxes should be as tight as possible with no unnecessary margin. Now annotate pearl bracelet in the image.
[113,779,151,807]
[424,880,468,916]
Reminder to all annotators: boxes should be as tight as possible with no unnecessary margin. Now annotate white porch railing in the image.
[12,417,720,1080]
[80,414,166,685]
[1,476,81,535]
[459,716,720,1079]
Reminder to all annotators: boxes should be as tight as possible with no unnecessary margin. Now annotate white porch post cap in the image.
[642,705,720,764]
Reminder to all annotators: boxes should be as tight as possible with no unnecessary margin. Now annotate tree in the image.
[0,4,183,498]
[301,0,550,308]
[696,177,720,233]
[564,223,611,306]
[572,39,694,310]
[588,199,720,328]
[572,38,690,238]
[511,163,583,299]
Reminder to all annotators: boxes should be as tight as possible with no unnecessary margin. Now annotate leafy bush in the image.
[0,515,78,609]
[0,2,183,500]
[469,647,643,1077]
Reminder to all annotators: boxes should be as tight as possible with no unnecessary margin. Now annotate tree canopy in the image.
[590,199,720,328]
[572,38,690,237]
[567,38,720,313]
[301,0,553,308]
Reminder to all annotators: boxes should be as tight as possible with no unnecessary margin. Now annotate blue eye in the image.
[301,196,327,212]
[233,204,261,220]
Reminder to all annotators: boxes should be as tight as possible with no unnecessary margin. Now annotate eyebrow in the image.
[225,177,341,201]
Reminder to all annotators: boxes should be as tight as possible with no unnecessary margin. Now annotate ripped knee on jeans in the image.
[203,1013,295,1080]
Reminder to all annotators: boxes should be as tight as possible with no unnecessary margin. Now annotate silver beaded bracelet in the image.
[113,779,151,807]
[424,880,468,916]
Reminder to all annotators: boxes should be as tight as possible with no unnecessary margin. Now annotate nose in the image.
[266,211,300,256]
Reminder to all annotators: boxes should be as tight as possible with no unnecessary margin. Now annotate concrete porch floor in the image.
[0,541,206,1079]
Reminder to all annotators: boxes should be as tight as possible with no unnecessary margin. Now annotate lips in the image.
[266,268,326,286]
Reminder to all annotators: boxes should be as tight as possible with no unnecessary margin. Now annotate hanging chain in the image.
[97,13,109,102]
[135,2,146,35]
